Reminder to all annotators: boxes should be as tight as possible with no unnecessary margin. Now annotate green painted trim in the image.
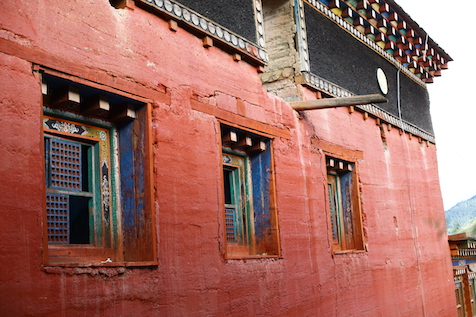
[108,128,120,252]
[91,142,102,246]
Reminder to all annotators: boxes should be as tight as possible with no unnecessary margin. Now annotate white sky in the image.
[392,0,476,210]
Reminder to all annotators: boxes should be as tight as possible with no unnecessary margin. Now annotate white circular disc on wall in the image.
[377,68,388,95]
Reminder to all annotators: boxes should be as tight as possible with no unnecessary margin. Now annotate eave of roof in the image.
[386,0,453,62]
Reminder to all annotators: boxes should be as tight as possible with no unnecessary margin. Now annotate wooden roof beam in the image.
[290,94,388,111]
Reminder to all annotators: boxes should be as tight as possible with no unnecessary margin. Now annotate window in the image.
[44,118,110,247]
[455,279,465,317]
[41,72,155,266]
[223,154,246,246]
[326,156,364,252]
[220,125,280,258]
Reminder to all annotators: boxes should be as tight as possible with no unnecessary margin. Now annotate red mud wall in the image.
[0,0,456,316]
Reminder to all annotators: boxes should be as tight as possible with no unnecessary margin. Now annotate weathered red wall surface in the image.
[0,0,456,316]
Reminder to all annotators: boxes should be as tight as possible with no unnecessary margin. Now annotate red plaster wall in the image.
[0,0,456,316]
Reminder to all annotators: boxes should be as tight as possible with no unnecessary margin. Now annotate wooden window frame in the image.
[325,155,365,253]
[41,71,156,267]
[44,120,109,246]
[222,151,254,257]
[220,125,280,259]
[43,113,117,265]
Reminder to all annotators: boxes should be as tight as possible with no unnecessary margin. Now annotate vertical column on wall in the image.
[294,0,310,72]
[463,271,474,317]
